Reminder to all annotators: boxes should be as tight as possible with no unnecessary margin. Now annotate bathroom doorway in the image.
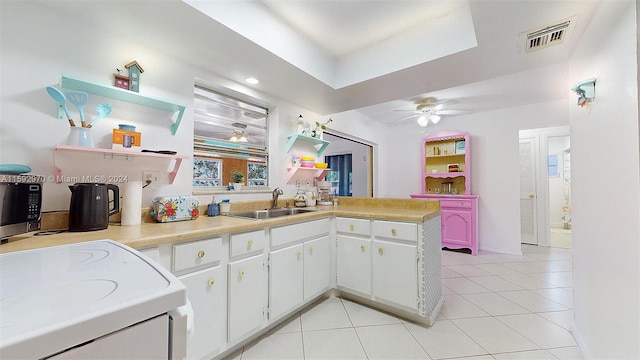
[548,136,572,248]
[519,126,570,247]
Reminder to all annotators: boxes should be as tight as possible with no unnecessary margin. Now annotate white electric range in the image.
[0,239,188,359]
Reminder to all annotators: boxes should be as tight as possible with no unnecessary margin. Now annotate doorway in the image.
[519,126,571,247]
[548,136,572,248]
[322,132,374,197]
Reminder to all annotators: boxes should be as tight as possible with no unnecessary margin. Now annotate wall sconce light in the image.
[571,78,596,106]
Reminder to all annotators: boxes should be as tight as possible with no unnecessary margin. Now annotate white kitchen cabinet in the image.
[303,235,331,301]
[371,220,418,310]
[336,234,372,295]
[269,219,331,320]
[269,243,304,320]
[228,253,267,342]
[178,266,226,359]
[372,240,417,310]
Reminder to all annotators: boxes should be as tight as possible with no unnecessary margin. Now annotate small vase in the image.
[233,183,242,191]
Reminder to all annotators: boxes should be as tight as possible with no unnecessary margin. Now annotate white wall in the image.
[387,98,569,254]
[568,1,640,358]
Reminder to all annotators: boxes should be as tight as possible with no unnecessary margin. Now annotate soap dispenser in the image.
[207,196,219,216]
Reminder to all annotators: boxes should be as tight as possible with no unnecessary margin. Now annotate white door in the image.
[179,266,226,359]
[228,254,267,342]
[519,137,538,245]
[372,240,418,310]
[304,236,331,300]
[269,243,304,320]
[336,235,371,295]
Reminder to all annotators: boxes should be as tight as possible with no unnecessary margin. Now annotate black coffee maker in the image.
[68,183,119,232]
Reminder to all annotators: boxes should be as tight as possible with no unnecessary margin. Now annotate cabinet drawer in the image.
[271,218,330,248]
[230,229,267,258]
[373,220,417,242]
[173,237,222,273]
[440,199,472,209]
[336,217,371,236]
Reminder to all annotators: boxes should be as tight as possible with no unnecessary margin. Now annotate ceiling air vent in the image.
[523,17,575,53]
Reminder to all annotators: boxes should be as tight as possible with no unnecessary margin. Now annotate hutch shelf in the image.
[411,130,478,255]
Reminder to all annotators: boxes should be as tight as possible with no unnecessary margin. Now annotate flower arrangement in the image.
[311,117,333,138]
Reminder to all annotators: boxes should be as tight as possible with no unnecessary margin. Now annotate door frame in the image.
[519,126,570,247]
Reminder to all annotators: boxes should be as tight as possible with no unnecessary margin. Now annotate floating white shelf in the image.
[58,75,186,135]
[53,145,189,184]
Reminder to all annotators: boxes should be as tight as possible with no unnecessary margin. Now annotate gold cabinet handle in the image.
[349,224,354,231]
[529,194,535,199]
[308,247,314,255]
[239,270,245,277]
[197,250,205,258]
[360,245,365,251]
[247,240,254,247]
[391,229,397,236]
[208,278,215,286]
[378,248,384,255]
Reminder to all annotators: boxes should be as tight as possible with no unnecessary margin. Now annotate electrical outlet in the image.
[142,171,161,188]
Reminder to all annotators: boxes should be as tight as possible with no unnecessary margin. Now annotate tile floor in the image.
[225,245,582,359]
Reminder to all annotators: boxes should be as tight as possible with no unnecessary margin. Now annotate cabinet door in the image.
[372,240,418,310]
[179,266,226,360]
[441,209,472,247]
[336,235,371,295]
[269,243,304,320]
[304,236,331,301]
[228,254,267,342]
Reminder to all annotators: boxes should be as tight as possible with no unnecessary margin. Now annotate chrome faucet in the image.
[272,187,284,209]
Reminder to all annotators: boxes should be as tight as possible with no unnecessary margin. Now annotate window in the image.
[548,155,559,177]
[193,158,221,186]
[247,162,267,186]
[193,84,269,189]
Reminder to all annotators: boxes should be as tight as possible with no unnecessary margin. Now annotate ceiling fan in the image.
[394,97,472,127]
[205,123,259,143]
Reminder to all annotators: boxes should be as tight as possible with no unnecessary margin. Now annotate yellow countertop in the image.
[0,197,439,254]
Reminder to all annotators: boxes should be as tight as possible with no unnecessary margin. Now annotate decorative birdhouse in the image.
[125,60,144,92]
[113,72,130,90]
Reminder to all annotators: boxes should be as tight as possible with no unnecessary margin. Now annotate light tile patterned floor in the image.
[225,245,582,359]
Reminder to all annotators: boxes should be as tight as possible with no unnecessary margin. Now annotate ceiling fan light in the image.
[229,135,239,142]
[239,136,248,142]
[417,114,429,127]
[430,114,441,124]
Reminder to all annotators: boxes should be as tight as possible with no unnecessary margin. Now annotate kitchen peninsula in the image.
[1,197,442,360]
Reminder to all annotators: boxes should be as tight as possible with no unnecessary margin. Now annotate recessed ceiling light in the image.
[245,77,259,84]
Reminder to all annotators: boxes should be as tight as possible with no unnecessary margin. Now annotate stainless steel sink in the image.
[227,207,316,220]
